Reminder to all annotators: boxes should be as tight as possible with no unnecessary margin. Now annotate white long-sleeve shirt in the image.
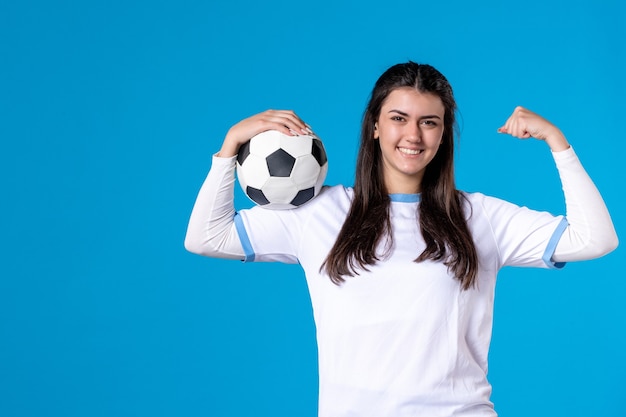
[184,146,617,417]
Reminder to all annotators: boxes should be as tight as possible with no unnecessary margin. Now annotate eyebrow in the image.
[388,109,442,119]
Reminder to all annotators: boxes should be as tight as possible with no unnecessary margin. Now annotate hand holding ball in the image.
[236,130,328,209]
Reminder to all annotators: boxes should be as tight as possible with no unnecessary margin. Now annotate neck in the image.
[384,175,422,194]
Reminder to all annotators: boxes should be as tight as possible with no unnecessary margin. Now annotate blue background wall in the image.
[1,0,624,416]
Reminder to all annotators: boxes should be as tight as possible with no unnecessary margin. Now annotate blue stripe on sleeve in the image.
[542,217,569,269]
[234,213,255,262]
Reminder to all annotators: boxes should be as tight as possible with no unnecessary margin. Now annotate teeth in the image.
[399,148,422,155]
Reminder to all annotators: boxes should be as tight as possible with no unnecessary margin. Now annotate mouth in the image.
[398,147,424,155]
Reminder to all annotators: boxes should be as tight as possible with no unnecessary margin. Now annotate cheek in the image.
[380,123,402,138]
[430,129,445,145]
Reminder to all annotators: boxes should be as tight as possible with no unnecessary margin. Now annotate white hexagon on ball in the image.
[292,155,324,188]
[239,154,270,189]
[262,177,299,205]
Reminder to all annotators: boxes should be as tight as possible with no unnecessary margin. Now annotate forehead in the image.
[381,87,444,115]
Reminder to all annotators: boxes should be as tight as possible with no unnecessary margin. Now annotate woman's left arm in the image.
[498,106,618,261]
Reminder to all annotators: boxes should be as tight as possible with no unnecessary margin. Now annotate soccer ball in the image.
[236,130,328,210]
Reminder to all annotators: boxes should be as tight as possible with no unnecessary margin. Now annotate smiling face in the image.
[374,87,445,194]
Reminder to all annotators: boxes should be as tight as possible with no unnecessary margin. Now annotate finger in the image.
[256,117,303,137]
[511,114,530,138]
[498,112,516,134]
[264,110,309,135]
[498,119,527,138]
[278,111,309,134]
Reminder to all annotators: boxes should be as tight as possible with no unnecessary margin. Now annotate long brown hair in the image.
[320,62,478,290]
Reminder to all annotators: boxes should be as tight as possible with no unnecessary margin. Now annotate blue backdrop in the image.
[1,1,624,416]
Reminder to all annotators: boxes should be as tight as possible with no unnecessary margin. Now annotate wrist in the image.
[218,134,242,157]
[217,143,239,158]
[544,129,570,152]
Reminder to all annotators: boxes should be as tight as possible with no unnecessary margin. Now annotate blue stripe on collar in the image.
[389,194,421,202]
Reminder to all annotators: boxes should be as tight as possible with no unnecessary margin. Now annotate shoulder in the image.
[460,191,522,215]
[459,189,561,236]
[299,184,354,213]
[318,184,354,201]
[459,190,533,232]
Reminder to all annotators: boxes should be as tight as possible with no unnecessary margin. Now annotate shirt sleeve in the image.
[236,185,350,264]
[477,195,568,269]
[477,146,618,270]
[551,147,618,262]
[235,201,307,264]
[184,152,332,264]
[184,154,246,260]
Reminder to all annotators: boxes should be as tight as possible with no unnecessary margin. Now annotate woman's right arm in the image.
[184,110,310,259]
[497,106,618,262]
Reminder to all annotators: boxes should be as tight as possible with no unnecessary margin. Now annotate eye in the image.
[391,116,405,122]
[421,119,438,127]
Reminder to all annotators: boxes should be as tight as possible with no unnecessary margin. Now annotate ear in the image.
[373,123,379,139]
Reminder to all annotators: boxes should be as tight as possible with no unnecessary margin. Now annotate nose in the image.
[405,122,422,142]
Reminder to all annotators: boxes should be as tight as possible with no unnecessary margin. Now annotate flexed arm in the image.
[498,106,618,261]
[184,110,309,258]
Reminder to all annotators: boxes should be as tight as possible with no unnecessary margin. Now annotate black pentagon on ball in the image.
[311,138,327,166]
[236,141,251,165]
[246,186,270,205]
[266,148,296,177]
[290,187,315,206]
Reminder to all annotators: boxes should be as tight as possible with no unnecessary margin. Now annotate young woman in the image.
[184,62,618,416]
